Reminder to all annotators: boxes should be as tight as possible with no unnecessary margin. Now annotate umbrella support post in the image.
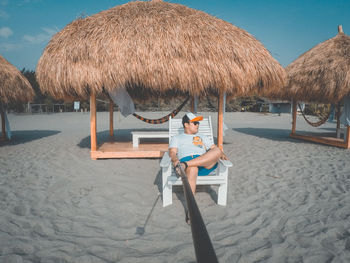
[1,109,5,141]
[90,93,97,159]
[191,96,198,113]
[217,90,224,150]
[346,126,350,148]
[336,103,341,138]
[109,97,114,138]
[291,100,297,135]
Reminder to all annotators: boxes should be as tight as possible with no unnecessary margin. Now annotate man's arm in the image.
[169,147,179,167]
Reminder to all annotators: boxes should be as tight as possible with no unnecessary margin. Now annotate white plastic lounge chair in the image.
[160,116,232,207]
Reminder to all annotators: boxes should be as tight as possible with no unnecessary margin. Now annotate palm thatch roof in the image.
[36,0,286,101]
[282,25,350,103]
[0,54,34,104]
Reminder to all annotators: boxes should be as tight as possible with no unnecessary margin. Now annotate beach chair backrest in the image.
[169,116,214,145]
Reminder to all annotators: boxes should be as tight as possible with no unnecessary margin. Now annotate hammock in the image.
[133,97,189,124]
[298,103,333,127]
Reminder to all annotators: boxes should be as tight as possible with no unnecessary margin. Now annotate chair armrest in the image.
[219,159,233,167]
[160,152,171,167]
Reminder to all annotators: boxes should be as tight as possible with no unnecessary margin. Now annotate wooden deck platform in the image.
[91,141,169,159]
[290,101,350,149]
[290,132,350,149]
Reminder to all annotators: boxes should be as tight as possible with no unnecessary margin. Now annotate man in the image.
[169,112,228,195]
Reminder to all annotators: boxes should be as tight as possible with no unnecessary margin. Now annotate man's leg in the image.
[186,147,222,169]
[186,167,199,194]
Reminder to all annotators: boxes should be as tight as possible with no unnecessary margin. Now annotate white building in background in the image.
[267,100,305,114]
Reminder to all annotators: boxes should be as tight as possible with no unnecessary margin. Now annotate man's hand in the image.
[171,157,180,167]
[169,147,179,167]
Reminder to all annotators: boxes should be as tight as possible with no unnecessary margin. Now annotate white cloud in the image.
[0,9,9,19]
[0,0,9,18]
[0,42,20,51]
[18,0,42,6]
[23,27,57,44]
[0,26,12,38]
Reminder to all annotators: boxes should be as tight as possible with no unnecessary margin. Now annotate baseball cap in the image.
[182,112,203,125]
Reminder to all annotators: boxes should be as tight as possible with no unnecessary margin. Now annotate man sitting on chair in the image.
[169,112,228,194]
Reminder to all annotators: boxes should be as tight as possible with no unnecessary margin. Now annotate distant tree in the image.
[21,69,45,103]
[20,69,66,112]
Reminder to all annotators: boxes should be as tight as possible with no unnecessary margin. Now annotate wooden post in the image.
[336,103,341,138]
[346,126,350,148]
[109,97,114,138]
[191,96,198,113]
[191,96,195,113]
[217,90,224,150]
[90,93,97,158]
[1,108,5,140]
[291,99,297,134]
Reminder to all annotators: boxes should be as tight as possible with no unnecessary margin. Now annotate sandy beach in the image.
[1,111,350,263]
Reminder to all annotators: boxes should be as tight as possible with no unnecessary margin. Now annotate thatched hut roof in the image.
[0,54,34,104]
[282,25,350,103]
[37,0,286,101]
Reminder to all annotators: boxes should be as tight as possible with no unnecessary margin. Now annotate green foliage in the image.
[21,69,44,103]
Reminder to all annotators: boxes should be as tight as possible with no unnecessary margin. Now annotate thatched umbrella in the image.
[0,55,34,104]
[280,25,350,148]
[284,25,350,103]
[0,54,34,140]
[36,0,286,158]
[37,0,285,99]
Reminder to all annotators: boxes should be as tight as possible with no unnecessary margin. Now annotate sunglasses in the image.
[192,121,200,126]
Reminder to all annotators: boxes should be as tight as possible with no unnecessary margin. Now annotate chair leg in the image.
[217,164,228,206]
[217,181,227,206]
[163,182,173,207]
[162,166,173,207]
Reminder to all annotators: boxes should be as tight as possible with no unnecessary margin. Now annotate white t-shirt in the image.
[169,133,214,159]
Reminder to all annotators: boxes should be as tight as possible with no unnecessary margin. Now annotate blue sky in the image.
[0,0,349,70]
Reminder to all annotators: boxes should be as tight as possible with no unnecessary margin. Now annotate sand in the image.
[1,111,350,263]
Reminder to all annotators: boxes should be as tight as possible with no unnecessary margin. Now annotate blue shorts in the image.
[180,155,218,176]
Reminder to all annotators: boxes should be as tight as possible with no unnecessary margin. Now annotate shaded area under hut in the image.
[36,0,286,159]
[276,25,350,148]
[0,54,34,141]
